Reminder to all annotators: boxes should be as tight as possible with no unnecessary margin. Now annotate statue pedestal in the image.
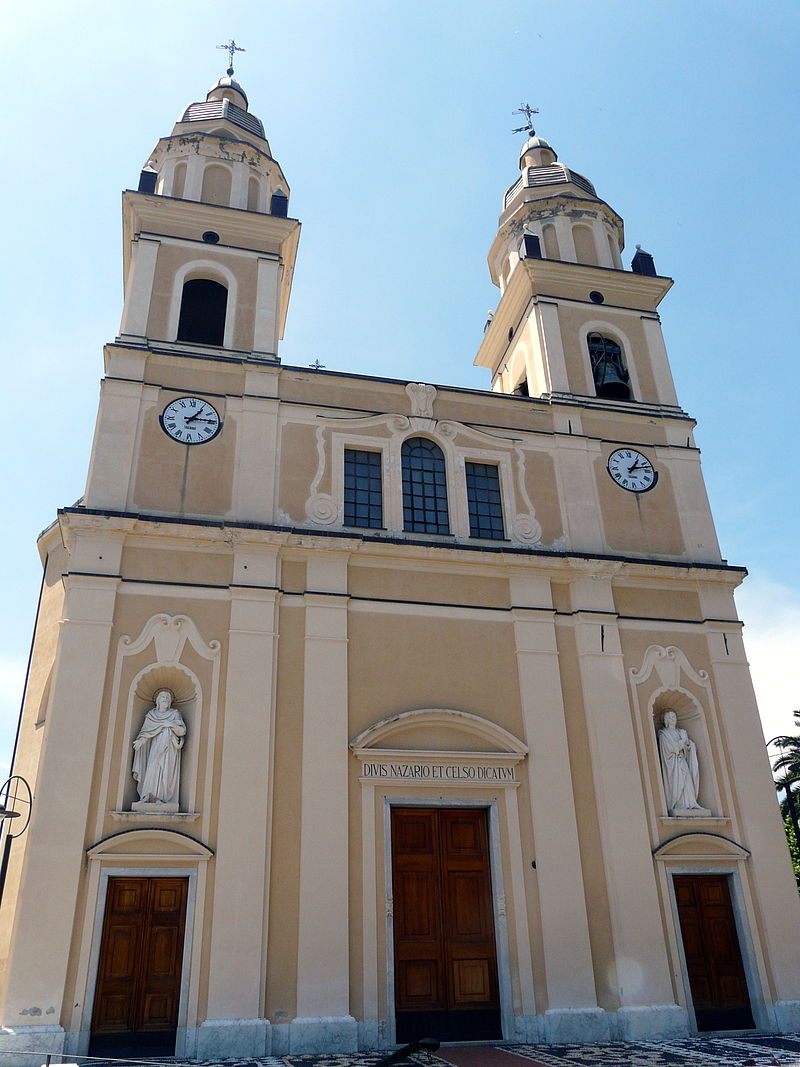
[131,800,180,813]
[668,806,711,817]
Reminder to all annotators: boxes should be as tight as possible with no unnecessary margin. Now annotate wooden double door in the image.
[391,807,501,1042]
[674,874,754,1031]
[90,877,188,1056]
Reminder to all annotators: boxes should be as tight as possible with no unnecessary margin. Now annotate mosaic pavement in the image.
[72,1033,800,1067]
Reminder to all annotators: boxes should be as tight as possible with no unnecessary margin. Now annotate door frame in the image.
[79,866,200,1057]
[383,798,515,1045]
[664,866,766,1031]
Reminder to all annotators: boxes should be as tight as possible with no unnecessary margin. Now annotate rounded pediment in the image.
[350,708,527,758]
[654,832,749,860]
[87,828,213,860]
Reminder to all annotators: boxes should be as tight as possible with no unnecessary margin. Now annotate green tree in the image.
[771,709,800,785]
[783,814,800,887]
[771,710,800,890]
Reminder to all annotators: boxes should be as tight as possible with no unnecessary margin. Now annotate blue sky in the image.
[2,0,799,774]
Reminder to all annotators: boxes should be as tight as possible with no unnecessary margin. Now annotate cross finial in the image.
[512,102,539,136]
[217,39,245,76]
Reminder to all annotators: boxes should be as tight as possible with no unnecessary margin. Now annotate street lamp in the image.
[0,776,32,908]
[766,737,800,847]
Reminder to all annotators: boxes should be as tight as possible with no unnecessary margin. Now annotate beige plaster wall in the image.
[613,585,702,622]
[595,455,685,556]
[522,451,564,544]
[132,400,235,516]
[348,564,510,610]
[278,423,321,520]
[346,613,522,740]
[143,358,245,398]
[146,245,258,351]
[557,306,659,402]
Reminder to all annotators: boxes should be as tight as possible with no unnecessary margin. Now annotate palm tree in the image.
[771,709,800,788]
[771,713,800,886]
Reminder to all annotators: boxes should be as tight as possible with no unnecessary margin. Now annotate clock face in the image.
[159,396,221,445]
[607,447,658,493]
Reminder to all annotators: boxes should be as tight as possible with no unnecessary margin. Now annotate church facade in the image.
[1,72,799,1061]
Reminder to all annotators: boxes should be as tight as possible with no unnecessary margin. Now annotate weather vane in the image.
[217,39,245,76]
[512,103,539,136]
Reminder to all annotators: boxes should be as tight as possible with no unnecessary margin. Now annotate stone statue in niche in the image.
[131,689,186,812]
[657,709,710,816]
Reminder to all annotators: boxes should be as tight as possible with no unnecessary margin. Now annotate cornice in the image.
[51,506,746,584]
[122,191,300,267]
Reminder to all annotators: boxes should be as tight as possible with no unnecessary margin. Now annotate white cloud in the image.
[735,576,800,748]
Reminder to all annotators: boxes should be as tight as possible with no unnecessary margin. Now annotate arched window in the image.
[401,438,450,534]
[587,333,631,400]
[177,279,228,346]
[247,176,261,212]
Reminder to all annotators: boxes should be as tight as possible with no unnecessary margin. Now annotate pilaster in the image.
[253,257,281,357]
[291,552,357,1053]
[232,369,280,523]
[199,548,281,1058]
[118,236,160,341]
[509,573,603,1035]
[0,571,119,1035]
[555,436,605,553]
[83,376,146,510]
[552,216,578,262]
[571,575,681,1027]
[640,316,679,406]
[532,301,570,394]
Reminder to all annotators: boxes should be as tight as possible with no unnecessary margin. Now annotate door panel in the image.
[674,874,754,1031]
[392,808,501,1042]
[90,877,188,1055]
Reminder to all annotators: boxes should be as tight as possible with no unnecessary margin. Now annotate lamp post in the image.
[766,737,800,847]
[0,776,32,908]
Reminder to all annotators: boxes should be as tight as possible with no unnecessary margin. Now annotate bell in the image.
[588,334,631,400]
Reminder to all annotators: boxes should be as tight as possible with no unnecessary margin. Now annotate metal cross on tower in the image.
[512,103,539,136]
[217,38,246,76]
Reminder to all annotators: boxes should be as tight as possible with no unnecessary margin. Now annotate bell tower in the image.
[475,122,679,410]
[83,66,300,519]
[117,68,299,359]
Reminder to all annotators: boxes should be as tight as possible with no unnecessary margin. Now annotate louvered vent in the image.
[504,165,597,209]
[180,100,265,138]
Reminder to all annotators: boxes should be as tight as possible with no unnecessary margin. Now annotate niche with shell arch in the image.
[124,663,202,814]
[650,687,719,817]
